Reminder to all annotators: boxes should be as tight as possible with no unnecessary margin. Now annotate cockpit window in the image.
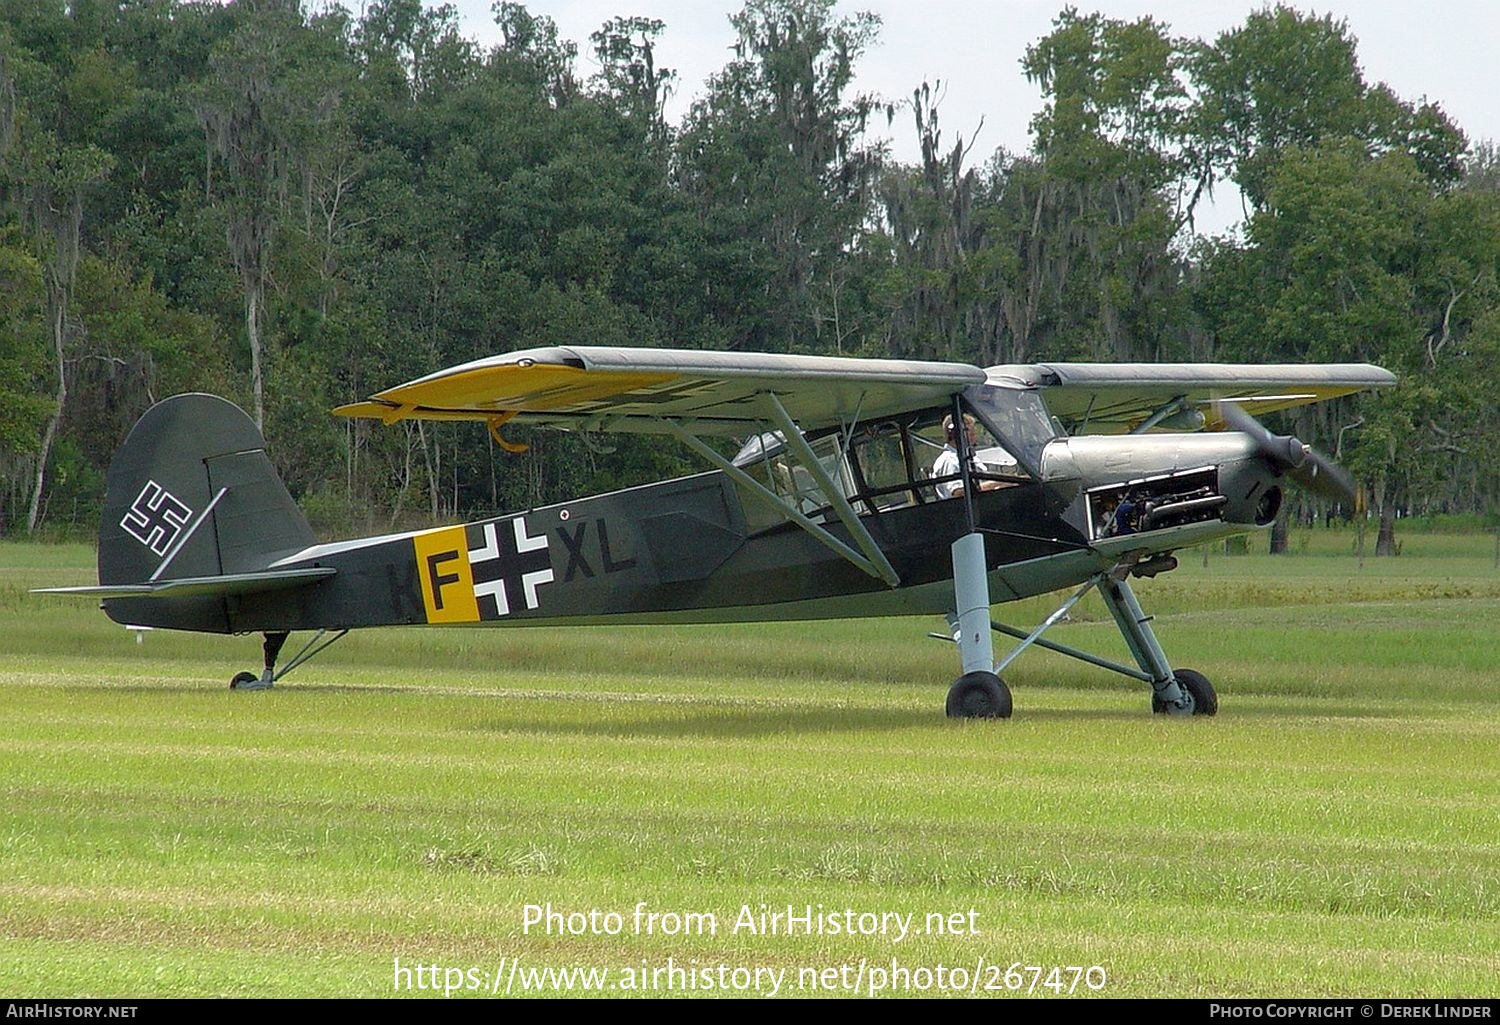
[909,409,1027,498]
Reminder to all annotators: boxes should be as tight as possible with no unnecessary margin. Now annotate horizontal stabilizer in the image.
[34,566,335,600]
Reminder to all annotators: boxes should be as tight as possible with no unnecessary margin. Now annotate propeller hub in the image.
[1280,436,1310,470]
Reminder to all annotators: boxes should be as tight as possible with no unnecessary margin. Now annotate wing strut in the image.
[761,393,901,588]
[656,415,900,588]
[1129,395,1188,435]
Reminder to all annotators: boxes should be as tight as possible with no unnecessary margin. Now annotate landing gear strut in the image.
[942,557,1219,718]
[228,628,348,690]
[945,531,1014,719]
[1096,570,1214,716]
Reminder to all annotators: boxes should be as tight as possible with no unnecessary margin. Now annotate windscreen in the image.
[965,384,1057,474]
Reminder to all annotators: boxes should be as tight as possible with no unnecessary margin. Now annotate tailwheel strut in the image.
[229,628,349,690]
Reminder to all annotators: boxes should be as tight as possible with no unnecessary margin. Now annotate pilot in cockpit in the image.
[932,413,1005,500]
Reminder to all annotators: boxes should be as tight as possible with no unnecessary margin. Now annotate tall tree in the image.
[0,237,52,531]
[676,0,882,352]
[1016,8,1196,361]
[866,82,992,363]
[0,32,113,533]
[195,2,337,430]
[1190,5,1466,215]
[491,1,578,106]
[590,15,674,142]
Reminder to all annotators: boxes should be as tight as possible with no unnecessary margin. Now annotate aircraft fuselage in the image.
[106,429,1279,634]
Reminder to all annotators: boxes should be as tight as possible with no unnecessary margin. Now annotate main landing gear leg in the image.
[972,562,1217,717]
[1097,571,1216,716]
[944,532,1012,719]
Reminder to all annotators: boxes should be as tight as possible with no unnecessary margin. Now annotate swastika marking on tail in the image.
[120,481,193,556]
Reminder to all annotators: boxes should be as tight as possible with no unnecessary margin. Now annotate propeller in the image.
[1214,400,1358,508]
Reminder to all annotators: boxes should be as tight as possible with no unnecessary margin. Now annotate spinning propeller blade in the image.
[1214,401,1357,507]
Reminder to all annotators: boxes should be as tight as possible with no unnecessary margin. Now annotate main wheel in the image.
[229,671,258,690]
[1151,668,1217,716]
[946,671,1013,719]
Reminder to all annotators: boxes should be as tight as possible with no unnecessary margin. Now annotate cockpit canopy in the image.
[728,383,1057,532]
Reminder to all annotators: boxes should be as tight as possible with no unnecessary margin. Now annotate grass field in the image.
[2,531,1497,998]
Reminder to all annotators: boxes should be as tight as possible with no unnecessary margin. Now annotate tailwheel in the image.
[946,671,1013,720]
[1152,668,1217,716]
[226,629,347,691]
[229,630,289,690]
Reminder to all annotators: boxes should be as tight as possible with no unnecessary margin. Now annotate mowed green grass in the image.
[1,533,1496,998]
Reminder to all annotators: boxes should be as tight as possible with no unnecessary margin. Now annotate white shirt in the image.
[932,445,966,499]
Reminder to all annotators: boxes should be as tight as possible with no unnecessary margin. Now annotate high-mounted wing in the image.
[336,346,986,589]
[990,362,1396,435]
[335,346,986,436]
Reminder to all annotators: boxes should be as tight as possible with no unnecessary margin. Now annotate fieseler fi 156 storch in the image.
[38,347,1393,718]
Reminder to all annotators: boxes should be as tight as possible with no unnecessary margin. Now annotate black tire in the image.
[946,671,1013,719]
[1152,668,1217,716]
[229,671,259,690]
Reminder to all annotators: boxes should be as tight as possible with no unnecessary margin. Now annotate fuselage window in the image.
[731,431,853,530]
[847,423,917,512]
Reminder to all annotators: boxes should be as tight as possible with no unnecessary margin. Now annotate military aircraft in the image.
[38,347,1394,718]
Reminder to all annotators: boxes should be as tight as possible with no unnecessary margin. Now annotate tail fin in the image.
[91,394,319,631]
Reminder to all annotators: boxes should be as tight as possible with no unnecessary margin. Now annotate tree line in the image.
[1,0,1496,554]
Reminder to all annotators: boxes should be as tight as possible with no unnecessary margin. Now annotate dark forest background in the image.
[2,0,1497,554]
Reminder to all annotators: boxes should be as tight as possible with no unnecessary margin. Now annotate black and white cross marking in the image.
[120,481,194,556]
[466,517,555,618]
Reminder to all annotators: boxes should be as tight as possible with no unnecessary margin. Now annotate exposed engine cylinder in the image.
[1089,468,1227,539]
